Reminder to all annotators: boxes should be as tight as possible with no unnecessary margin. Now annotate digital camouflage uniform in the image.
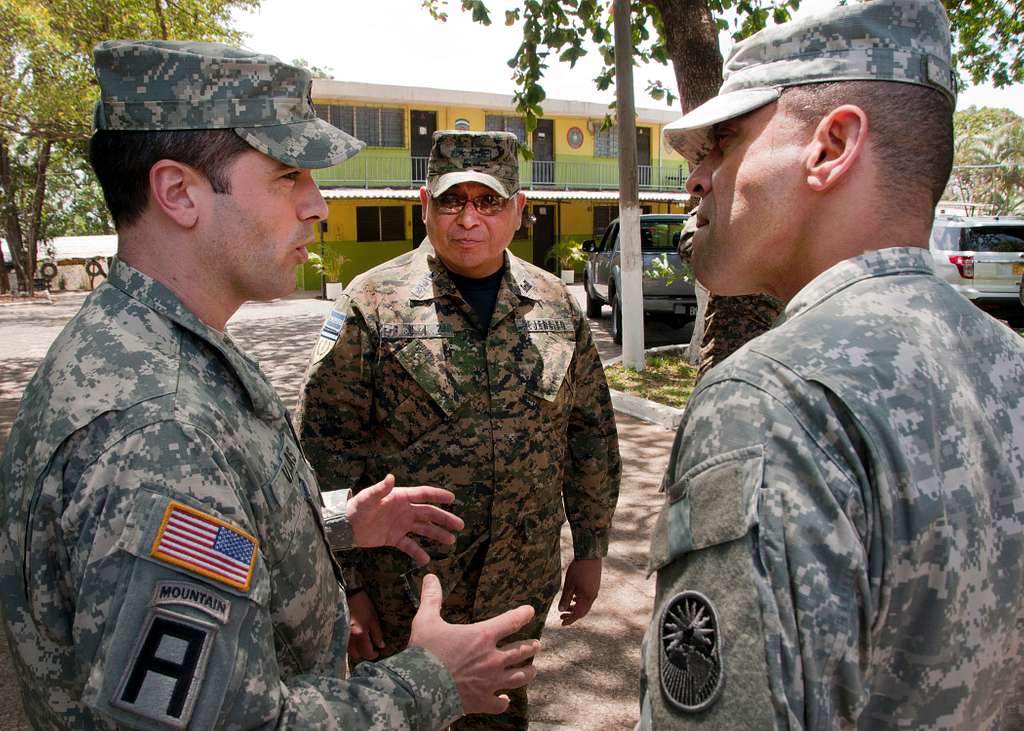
[640,248,1024,728]
[298,241,621,729]
[0,259,461,729]
[644,1,1024,728]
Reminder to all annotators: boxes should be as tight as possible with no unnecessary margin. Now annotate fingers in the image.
[558,577,576,613]
[417,573,444,616]
[396,535,431,566]
[481,603,535,640]
[411,503,464,532]
[349,626,378,661]
[368,612,385,651]
[478,693,512,716]
[396,485,456,506]
[409,519,457,546]
[499,639,541,675]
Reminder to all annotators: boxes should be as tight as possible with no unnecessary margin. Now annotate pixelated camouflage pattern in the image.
[297,241,621,728]
[639,247,1024,729]
[426,131,520,197]
[0,257,461,729]
[92,40,364,168]
[696,293,783,383]
[664,0,956,162]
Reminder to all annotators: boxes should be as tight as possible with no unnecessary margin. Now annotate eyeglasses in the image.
[432,191,515,216]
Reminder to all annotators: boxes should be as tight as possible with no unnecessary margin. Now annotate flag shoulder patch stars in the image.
[150,501,259,592]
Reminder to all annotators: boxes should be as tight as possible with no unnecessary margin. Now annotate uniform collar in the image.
[106,257,284,421]
[778,246,934,326]
[408,239,540,302]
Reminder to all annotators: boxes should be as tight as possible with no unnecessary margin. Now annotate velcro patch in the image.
[112,608,215,729]
[152,581,231,624]
[151,501,259,593]
[520,318,573,333]
[381,323,454,339]
[660,590,723,713]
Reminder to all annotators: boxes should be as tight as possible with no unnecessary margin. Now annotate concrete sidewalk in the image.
[0,290,679,729]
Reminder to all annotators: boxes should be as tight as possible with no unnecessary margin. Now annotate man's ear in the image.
[418,186,431,220]
[148,160,206,228]
[515,191,527,215]
[804,105,868,192]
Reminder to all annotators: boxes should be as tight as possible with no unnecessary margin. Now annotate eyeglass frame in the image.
[429,190,521,217]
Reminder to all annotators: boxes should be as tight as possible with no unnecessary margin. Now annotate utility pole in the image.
[614,0,645,370]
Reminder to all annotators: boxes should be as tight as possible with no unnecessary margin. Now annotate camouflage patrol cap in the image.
[426,131,520,198]
[663,0,955,163]
[92,40,364,168]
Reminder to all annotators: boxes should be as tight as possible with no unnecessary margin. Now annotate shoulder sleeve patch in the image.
[150,501,259,593]
[111,608,216,729]
[311,308,347,364]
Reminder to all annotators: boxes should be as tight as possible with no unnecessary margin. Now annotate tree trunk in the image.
[24,139,53,290]
[0,137,28,293]
[648,0,723,113]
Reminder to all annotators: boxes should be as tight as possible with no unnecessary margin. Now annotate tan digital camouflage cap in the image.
[664,0,956,163]
[92,40,364,169]
[426,131,520,198]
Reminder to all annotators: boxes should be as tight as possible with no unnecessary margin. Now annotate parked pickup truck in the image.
[582,214,697,344]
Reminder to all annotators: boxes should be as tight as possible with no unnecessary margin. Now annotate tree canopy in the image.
[0,0,258,292]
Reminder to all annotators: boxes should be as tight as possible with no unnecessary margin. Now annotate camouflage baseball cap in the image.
[92,40,364,169]
[663,0,955,163]
[426,131,520,198]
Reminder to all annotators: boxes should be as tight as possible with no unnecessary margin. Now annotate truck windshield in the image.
[641,221,686,252]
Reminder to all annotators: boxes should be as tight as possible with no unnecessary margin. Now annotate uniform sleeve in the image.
[62,422,461,730]
[562,300,622,559]
[296,295,377,586]
[639,373,874,729]
[297,294,376,496]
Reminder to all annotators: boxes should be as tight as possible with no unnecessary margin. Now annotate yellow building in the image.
[298,79,690,291]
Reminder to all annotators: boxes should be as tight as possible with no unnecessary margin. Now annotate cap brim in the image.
[428,171,513,198]
[663,88,780,163]
[235,117,365,169]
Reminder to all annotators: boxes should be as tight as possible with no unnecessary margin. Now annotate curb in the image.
[605,344,688,430]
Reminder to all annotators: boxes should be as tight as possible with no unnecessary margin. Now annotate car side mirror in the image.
[582,240,596,252]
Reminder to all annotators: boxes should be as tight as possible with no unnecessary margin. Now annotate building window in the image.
[485,114,527,144]
[356,206,405,242]
[514,205,531,240]
[594,126,618,157]
[314,104,404,148]
[592,205,617,238]
[453,118,471,131]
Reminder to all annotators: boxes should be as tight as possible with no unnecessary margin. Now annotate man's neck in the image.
[117,226,242,331]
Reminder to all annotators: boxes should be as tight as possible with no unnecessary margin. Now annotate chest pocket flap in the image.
[387,323,462,417]
[647,445,763,575]
[520,318,576,402]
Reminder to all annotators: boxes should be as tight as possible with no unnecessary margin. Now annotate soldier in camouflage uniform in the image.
[298,130,621,730]
[0,41,541,729]
[642,0,1024,727]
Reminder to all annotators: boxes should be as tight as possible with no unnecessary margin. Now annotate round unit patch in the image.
[659,590,723,712]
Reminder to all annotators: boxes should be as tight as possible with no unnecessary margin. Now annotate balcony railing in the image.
[312,156,688,192]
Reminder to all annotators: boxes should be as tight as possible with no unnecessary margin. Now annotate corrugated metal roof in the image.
[320,188,691,204]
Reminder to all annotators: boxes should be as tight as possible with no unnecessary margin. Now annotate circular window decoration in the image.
[454,118,471,131]
[567,126,584,149]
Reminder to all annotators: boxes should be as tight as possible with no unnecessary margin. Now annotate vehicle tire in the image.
[611,292,623,345]
[585,276,603,318]
[84,258,105,278]
[39,262,58,280]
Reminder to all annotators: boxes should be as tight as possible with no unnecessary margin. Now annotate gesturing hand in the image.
[347,474,464,564]
[409,575,540,716]
[558,558,602,626]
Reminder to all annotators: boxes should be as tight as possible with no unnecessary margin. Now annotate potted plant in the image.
[308,251,348,300]
[546,238,587,284]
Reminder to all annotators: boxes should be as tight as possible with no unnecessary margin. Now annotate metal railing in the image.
[312,156,688,191]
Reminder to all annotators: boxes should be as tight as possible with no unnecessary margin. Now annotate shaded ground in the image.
[0,287,676,729]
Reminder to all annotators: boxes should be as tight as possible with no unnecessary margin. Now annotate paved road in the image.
[0,286,683,729]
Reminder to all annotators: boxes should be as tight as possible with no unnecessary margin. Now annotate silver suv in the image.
[582,214,697,345]
[929,215,1024,317]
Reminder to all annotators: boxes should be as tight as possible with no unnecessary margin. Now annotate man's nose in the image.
[455,199,483,226]
[685,156,713,198]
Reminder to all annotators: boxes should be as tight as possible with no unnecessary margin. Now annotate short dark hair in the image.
[780,81,954,211]
[89,129,252,229]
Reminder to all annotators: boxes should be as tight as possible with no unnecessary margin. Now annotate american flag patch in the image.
[151,502,259,592]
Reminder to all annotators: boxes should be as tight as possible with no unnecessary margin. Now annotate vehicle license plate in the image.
[1014,263,1024,276]
[675,304,697,316]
